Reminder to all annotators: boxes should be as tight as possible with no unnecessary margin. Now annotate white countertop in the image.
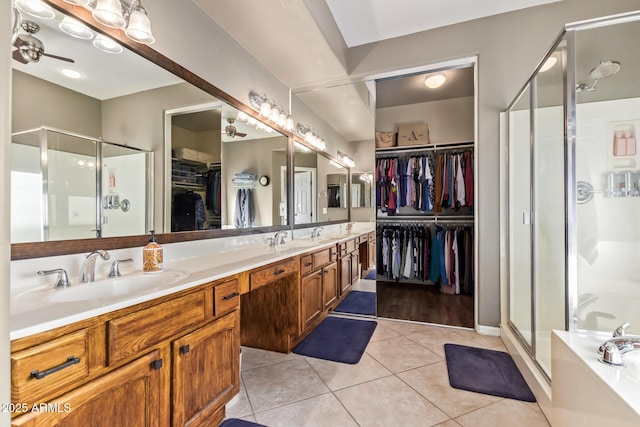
[10,225,374,341]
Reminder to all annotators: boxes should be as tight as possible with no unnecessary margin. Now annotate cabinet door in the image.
[301,270,323,332]
[322,262,338,310]
[351,251,360,285]
[340,256,351,296]
[172,311,240,427]
[12,349,166,427]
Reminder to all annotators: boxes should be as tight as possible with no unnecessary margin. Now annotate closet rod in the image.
[377,215,474,222]
[375,143,474,158]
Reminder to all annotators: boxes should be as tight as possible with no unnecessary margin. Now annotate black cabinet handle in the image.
[273,269,285,275]
[30,356,80,380]
[222,292,239,301]
[151,359,163,370]
[180,345,190,355]
[304,262,313,267]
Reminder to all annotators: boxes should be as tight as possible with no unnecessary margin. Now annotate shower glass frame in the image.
[505,10,640,382]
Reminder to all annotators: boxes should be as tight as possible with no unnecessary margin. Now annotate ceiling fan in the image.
[12,19,75,65]
[224,118,247,138]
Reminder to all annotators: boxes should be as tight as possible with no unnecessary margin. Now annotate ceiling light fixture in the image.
[540,56,557,72]
[60,68,83,79]
[15,0,55,19]
[59,16,94,39]
[424,73,446,89]
[92,33,123,53]
[337,150,355,168]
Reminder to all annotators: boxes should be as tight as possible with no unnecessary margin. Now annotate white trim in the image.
[476,324,501,336]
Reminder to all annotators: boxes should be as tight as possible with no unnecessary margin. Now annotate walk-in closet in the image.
[374,61,477,328]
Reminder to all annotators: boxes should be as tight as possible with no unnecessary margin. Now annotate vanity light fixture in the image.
[248,92,295,132]
[59,16,94,39]
[424,73,446,89]
[83,0,155,44]
[329,159,344,169]
[297,124,327,152]
[15,0,55,19]
[294,141,312,153]
[92,33,123,53]
[337,151,355,168]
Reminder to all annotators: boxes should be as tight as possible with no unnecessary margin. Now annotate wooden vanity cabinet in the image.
[10,276,240,427]
[339,253,352,296]
[300,246,338,333]
[11,349,167,427]
[300,269,323,332]
[321,261,338,310]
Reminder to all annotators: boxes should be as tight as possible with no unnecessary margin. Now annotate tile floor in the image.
[226,280,550,426]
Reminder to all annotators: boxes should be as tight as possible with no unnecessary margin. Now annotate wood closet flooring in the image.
[376,281,474,328]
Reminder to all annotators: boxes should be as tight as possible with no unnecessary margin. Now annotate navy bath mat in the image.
[293,316,377,364]
[220,418,266,427]
[364,269,376,280]
[444,344,536,402]
[334,291,376,316]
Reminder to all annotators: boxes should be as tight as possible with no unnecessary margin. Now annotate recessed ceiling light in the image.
[92,34,123,54]
[60,68,83,79]
[540,56,557,72]
[59,16,94,40]
[424,73,446,89]
[15,0,55,20]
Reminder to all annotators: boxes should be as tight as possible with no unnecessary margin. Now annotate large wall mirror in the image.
[292,141,349,225]
[10,0,290,258]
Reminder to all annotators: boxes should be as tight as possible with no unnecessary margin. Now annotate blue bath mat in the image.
[293,316,377,364]
[444,344,536,402]
[364,269,376,280]
[220,418,265,427]
[334,291,376,316]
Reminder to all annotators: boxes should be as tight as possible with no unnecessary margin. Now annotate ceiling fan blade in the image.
[12,49,29,64]
[42,52,75,63]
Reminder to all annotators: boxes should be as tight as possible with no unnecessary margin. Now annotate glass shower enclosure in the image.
[11,127,153,242]
[505,11,640,380]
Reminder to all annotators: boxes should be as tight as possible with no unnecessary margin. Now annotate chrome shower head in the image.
[589,60,621,80]
[576,60,621,93]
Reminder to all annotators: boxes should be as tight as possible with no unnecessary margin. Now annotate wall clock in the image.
[259,175,270,186]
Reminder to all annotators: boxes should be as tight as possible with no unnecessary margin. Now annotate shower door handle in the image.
[522,211,531,225]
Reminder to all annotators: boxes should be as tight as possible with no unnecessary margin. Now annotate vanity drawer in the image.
[300,254,314,276]
[368,231,376,242]
[357,234,368,244]
[213,278,240,316]
[108,291,206,364]
[346,238,357,253]
[250,259,298,290]
[11,329,91,404]
[312,247,337,269]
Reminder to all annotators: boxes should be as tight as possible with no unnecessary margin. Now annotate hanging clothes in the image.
[172,190,205,231]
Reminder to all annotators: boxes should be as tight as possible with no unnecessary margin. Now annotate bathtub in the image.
[552,330,640,427]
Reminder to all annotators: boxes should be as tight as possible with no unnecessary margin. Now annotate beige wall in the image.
[12,70,102,136]
[376,96,474,145]
[348,0,640,327]
[2,2,12,423]
[349,139,375,222]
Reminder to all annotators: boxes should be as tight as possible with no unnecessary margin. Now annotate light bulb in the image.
[15,0,55,19]
[424,73,446,89]
[125,6,154,44]
[93,34,123,54]
[59,16,94,39]
[93,0,126,29]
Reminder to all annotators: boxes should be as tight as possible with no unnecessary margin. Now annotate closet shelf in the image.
[375,140,474,154]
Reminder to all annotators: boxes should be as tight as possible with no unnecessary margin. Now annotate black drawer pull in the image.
[304,262,313,267]
[273,269,285,275]
[31,356,80,380]
[151,359,163,370]
[180,345,190,355]
[222,292,240,301]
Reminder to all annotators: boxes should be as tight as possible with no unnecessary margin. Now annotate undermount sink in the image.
[17,269,189,304]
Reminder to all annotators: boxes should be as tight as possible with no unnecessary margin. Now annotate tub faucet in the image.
[80,250,110,283]
[598,322,640,366]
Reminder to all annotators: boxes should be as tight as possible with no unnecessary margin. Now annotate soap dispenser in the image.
[143,230,163,273]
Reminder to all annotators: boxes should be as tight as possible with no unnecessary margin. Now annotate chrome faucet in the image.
[311,226,323,238]
[80,250,110,283]
[267,231,288,247]
[598,322,640,366]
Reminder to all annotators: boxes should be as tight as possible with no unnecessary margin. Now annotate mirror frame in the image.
[11,0,350,260]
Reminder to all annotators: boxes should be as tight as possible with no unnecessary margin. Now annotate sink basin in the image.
[15,269,189,304]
